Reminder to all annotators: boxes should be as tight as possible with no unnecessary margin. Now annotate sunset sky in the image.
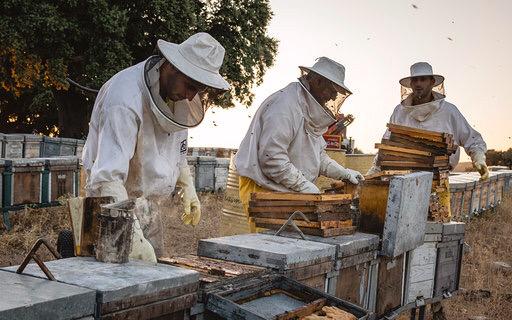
[189,0,512,160]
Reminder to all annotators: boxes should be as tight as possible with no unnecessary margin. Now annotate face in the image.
[160,63,207,102]
[308,76,343,106]
[410,76,435,99]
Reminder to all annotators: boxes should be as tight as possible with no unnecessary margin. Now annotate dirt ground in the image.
[0,193,511,319]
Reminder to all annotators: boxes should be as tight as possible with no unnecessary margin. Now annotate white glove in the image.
[176,166,201,226]
[297,180,321,194]
[472,151,489,180]
[99,180,128,202]
[325,162,364,185]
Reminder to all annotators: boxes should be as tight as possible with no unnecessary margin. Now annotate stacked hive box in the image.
[3,257,200,319]
[198,233,336,292]
[249,192,356,237]
[375,123,457,222]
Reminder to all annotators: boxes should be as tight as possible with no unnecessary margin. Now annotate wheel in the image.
[57,229,75,258]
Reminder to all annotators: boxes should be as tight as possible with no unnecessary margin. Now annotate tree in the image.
[0,0,277,138]
[486,148,512,168]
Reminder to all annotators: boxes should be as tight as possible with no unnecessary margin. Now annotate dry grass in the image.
[443,195,512,319]
[0,193,223,267]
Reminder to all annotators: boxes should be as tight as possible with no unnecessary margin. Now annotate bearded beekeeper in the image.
[82,33,230,262]
[235,57,364,218]
[367,62,488,179]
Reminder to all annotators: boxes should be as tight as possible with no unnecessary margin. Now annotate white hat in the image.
[299,57,352,94]
[399,62,444,88]
[157,33,230,91]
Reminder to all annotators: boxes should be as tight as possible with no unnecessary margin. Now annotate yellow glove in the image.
[472,152,489,180]
[177,166,201,226]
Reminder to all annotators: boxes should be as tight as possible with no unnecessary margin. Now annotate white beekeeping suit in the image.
[82,33,230,262]
[367,62,487,177]
[235,57,363,194]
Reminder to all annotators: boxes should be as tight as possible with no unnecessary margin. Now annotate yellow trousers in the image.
[239,176,271,232]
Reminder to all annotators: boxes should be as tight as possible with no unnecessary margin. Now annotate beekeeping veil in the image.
[400,62,445,102]
[299,57,352,119]
[143,33,230,133]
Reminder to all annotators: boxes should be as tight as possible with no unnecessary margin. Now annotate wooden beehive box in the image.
[249,192,356,237]
[262,230,379,313]
[198,233,336,292]
[46,157,80,201]
[359,171,433,257]
[3,257,200,320]
[375,254,405,317]
[403,222,442,305]
[10,158,45,205]
[205,274,369,320]
[433,222,464,297]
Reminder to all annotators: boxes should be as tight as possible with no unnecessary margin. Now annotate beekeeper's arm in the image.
[452,109,489,179]
[89,104,139,201]
[89,104,156,263]
[258,108,320,193]
[320,147,364,184]
[175,134,201,226]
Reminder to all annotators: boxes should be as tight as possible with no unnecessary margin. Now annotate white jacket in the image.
[82,59,188,198]
[377,94,487,169]
[235,81,346,192]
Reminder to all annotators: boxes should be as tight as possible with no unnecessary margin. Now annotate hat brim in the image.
[299,66,353,95]
[399,74,444,88]
[157,40,230,91]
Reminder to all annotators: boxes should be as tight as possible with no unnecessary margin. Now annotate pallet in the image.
[249,211,352,222]
[254,217,353,229]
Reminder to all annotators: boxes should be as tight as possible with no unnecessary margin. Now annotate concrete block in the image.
[0,270,95,320]
[381,171,433,258]
[2,257,199,304]
[425,222,443,234]
[198,233,336,270]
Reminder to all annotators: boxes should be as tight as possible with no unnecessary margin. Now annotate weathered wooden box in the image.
[60,137,77,156]
[46,157,80,201]
[359,171,433,257]
[375,254,405,317]
[205,273,368,320]
[0,270,96,320]
[159,254,268,320]
[198,233,336,292]
[3,257,200,319]
[403,222,441,305]
[433,222,464,297]
[1,134,24,158]
[41,136,61,157]
[10,158,45,205]
[263,231,379,313]
[23,134,44,158]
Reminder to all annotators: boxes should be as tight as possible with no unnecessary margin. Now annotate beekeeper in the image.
[367,62,488,179]
[83,33,229,262]
[235,57,364,215]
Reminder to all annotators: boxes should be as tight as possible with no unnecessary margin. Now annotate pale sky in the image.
[189,0,512,160]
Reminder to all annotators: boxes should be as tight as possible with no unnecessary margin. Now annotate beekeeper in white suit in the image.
[235,57,364,218]
[367,62,488,179]
[83,33,230,262]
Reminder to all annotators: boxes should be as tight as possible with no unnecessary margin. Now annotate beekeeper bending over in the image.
[83,33,230,262]
[235,57,364,215]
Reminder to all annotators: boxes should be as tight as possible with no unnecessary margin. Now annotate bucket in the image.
[220,154,251,236]
[96,200,135,263]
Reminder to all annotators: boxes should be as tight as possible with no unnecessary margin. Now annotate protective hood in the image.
[143,56,204,133]
[298,79,337,136]
[401,90,446,122]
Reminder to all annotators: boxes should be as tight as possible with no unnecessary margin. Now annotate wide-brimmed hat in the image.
[399,62,444,88]
[299,57,352,94]
[157,33,230,91]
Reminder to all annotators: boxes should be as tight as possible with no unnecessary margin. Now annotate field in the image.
[0,193,511,319]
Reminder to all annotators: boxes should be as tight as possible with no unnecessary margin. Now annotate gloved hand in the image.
[176,166,201,226]
[297,180,321,194]
[472,152,489,180]
[99,180,129,202]
[339,168,365,184]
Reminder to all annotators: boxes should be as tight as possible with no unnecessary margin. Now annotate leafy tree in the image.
[0,0,277,138]
[486,148,512,168]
